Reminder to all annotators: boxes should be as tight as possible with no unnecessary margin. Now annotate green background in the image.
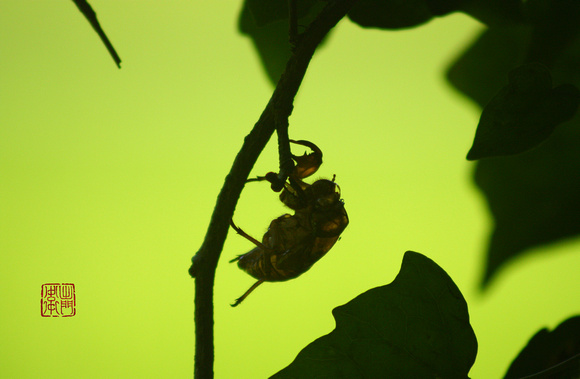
[1,1,578,378]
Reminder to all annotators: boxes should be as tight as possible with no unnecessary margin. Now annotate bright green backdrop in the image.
[1,1,578,378]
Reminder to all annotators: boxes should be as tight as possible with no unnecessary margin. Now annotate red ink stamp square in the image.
[41,283,76,317]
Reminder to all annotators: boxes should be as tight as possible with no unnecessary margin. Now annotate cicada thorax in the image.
[310,186,349,237]
[300,178,349,238]
[278,176,338,212]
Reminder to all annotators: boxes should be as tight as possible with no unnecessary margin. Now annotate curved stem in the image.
[273,114,295,191]
[288,0,299,49]
[189,1,359,377]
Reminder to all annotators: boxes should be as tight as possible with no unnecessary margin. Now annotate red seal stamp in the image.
[41,283,76,317]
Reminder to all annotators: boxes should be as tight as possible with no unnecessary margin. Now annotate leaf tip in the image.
[466,148,479,161]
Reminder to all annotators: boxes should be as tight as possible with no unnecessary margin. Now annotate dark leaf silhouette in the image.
[504,315,580,379]
[447,0,580,104]
[425,0,464,16]
[447,25,532,107]
[475,124,580,287]
[525,0,580,66]
[348,0,433,29]
[467,63,580,160]
[347,0,523,30]
[246,0,320,26]
[447,10,580,287]
[72,0,121,68]
[239,0,329,85]
[271,251,477,378]
[426,0,524,26]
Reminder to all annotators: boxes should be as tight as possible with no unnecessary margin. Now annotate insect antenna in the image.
[231,279,265,307]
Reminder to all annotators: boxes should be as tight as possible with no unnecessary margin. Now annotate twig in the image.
[272,113,295,191]
[188,1,359,377]
[72,0,122,68]
[288,0,299,49]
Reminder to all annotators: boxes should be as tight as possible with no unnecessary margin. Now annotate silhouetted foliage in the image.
[467,63,579,160]
[504,316,580,378]
[446,0,580,286]
[348,0,432,29]
[245,0,321,26]
[473,131,580,288]
[272,252,477,378]
[239,0,329,84]
[426,0,524,26]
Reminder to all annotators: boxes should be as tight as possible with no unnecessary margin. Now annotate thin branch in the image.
[273,113,295,191]
[188,1,359,378]
[289,0,299,49]
[72,0,122,68]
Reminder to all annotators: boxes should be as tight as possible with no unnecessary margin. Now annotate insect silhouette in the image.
[230,140,349,306]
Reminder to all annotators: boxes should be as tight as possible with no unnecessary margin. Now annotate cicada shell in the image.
[230,140,348,306]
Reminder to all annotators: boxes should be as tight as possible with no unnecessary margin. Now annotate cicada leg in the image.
[289,139,322,180]
[245,173,271,183]
[229,219,270,255]
[246,172,284,192]
[231,279,265,307]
